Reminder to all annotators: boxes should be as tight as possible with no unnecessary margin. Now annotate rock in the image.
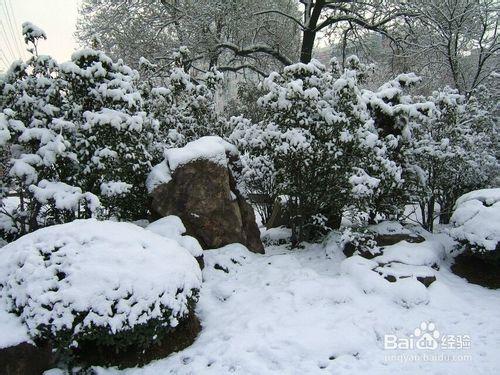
[373,262,437,288]
[0,341,54,375]
[149,137,264,253]
[343,241,382,259]
[448,189,500,289]
[451,249,500,289]
[374,233,425,247]
[416,275,437,287]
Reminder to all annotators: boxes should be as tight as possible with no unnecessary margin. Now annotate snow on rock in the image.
[260,226,292,245]
[374,240,444,268]
[0,219,202,341]
[146,160,171,193]
[455,188,500,207]
[146,216,203,258]
[88,238,500,375]
[450,188,500,251]
[368,221,411,235]
[147,136,238,193]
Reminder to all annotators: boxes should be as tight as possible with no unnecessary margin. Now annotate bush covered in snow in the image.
[405,88,499,231]
[0,219,202,366]
[139,49,225,150]
[0,25,100,241]
[230,57,403,244]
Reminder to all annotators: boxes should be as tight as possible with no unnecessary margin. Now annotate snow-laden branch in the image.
[254,10,305,30]
[215,42,293,66]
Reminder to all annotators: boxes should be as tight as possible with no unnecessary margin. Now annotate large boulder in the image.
[148,137,264,253]
[449,189,500,288]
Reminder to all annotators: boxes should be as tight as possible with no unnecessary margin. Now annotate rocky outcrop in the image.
[448,189,500,289]
[451,248,500,289]
[149,137,264,253]
[0,342,54,375]
[374,233,425,247]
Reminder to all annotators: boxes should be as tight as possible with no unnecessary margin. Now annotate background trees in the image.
[402,0,499,95]
[76,0,301,76]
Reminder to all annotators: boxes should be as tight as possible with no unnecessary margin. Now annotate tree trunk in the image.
[300,29,316,63]
[426,196,435,232]
[439,198,453,224]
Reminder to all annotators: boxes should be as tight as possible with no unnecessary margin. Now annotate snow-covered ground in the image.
[87,233,500,375]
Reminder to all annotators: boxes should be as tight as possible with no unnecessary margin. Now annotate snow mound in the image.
[146,136,238,193]
[450,188,500,251]
[260,226,292,245]
[374,241,444,268]
[146,216,203,258]
[203,243,254,274]
[454,188,500,207]
[0,219,202,341]
[368,221,411,235]
[340,255,430,308]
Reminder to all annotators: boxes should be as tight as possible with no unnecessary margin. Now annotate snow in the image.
[30,180,101,212]
[0,219,202,342]
[146,216,203,258]
[0,309,30,349]
[368,221,411,235]
[146,160,171,193]
[454,188,500,207]
[449,189,500,251]
[100,181,133,197]
[375,241,444,268]
[0,196,20,238]
[0,113,11,146]
[164,136,238,172]
[84,235,500,375]
[21,22,47,43]
[260,226,292,245]
[147,136,238,193]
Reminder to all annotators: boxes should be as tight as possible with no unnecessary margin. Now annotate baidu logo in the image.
[384,321,470,351]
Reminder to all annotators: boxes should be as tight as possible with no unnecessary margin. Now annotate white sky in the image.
[0,0,80,71]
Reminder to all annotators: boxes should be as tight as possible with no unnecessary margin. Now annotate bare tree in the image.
[401,0,499,95]
[76,0,301,76]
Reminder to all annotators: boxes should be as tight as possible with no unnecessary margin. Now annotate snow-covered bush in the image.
[0,24,99,241]
[450,189,500,253]
[228,115,277,223]
[405,87,499,230]
[139,49,224,151]
[362,72,429,222]
[60,48,157,220]
[0,219,202,366]
[231,57,402,244]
